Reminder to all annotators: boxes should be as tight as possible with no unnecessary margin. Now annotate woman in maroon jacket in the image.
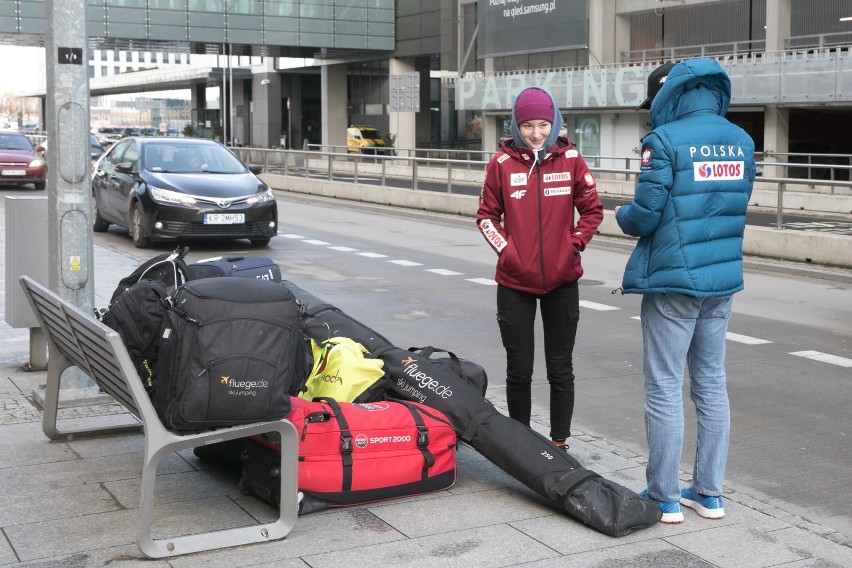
[477,87,603,450]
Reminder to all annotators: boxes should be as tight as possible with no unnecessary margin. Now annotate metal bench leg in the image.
[136,420,300,559]
[41,353,141,441]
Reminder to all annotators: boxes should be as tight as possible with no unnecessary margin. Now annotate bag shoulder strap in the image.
[315,397,354,491]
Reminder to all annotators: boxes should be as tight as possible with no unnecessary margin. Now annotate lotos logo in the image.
[479,218,507,252]
[694,161,744,181]
[355,434,369,448]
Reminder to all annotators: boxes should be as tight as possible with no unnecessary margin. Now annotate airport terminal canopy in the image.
[0,0,395,57]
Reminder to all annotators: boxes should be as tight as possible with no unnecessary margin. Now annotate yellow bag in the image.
[299,337,386,403]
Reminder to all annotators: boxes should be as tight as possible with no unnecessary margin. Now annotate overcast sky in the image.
[0,46,46,93]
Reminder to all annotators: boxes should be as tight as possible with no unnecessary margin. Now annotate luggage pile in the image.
[99,249,661,537]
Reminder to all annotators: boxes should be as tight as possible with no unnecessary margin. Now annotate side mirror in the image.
[248,164,264,175]
[115,162,133,173]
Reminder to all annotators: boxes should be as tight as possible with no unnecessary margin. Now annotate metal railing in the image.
[233,147,852,228]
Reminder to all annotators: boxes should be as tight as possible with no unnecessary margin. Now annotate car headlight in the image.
[149,185,197,207]
[246,188,275,205]
[28,158,45,168]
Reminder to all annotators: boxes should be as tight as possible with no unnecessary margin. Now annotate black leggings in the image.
[496,282,579,441]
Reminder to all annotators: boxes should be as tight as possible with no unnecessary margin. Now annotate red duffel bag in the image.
[242,397,457,514]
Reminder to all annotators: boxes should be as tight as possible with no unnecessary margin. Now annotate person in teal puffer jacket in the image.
[615,58,756,524]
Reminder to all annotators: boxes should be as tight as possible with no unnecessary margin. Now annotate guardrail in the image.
[233,147,852,226]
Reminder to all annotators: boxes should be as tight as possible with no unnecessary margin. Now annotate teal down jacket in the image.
[616,58,756,297]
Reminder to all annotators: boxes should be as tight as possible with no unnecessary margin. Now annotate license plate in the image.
[204,213,245,225]
[1,169,26,176]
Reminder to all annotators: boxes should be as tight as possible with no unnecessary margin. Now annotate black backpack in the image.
[100,279,170,392]
[154,277,309,432]
[109,245,190,304]
[98,246,189,392]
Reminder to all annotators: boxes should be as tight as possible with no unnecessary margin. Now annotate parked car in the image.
[346,125,387,154]
[91,137,277,248]
[40,133,104,164]
[91,126,122,147]
[0,130,46,190]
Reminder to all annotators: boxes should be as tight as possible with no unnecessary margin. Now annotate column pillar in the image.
[588,0,617,65]
[251,58,282,148]
[321,63,348,151]
[765,0,792,52]
[764,0,791,175]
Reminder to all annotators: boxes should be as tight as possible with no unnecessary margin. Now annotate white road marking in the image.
[284,236,848,372]
[579,300,620,311]
[790,350,852,368]
[426,269,463,276]
[726,332,773,345]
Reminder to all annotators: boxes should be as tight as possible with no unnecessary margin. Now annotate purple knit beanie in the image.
[514,88,554,125]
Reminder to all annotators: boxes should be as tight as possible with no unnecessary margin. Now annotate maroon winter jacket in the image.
[477,137,604,294]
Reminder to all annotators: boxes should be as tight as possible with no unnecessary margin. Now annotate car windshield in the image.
[143,143,248,174]
[360,130,382,140]
[0,134,34,151]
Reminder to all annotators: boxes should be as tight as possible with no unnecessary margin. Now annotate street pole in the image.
[44,0,97,392]
[229,42,233,146]
[221,46,227,144]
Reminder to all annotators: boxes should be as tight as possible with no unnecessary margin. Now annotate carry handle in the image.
[408,346,463,377]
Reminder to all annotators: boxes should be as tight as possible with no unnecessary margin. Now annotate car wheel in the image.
[92,191,110,232]
[130,202,151,248]
[250,238,271,247]
[34,182,45,190]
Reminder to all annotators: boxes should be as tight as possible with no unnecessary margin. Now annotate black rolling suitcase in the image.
[187,255,282,282]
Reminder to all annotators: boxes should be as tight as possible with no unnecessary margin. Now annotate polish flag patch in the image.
[641,148,652,165]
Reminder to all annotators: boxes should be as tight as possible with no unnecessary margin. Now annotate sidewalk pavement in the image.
[2,244,851,567]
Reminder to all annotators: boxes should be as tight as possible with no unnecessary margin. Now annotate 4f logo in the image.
[510,189,527,200]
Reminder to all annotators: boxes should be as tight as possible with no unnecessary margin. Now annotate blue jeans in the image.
[641,292,732,503]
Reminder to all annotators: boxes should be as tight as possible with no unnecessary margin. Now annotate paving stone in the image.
[300,523,560,568]
[5,496,259,561]
[512,506,725,555]
[0,451,190,493]
[106,469,259,509]
[766,527,852,568]
[367,487,554,538]
[0,533,16,566]
[68,432,144,459]
[168,508,406,568]
[664,524,807,567]
[523,537,718,568]
[0,483,120,527]
[0,437,77,468]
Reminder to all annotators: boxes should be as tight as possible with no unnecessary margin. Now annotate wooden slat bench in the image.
[19,275,299,559]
